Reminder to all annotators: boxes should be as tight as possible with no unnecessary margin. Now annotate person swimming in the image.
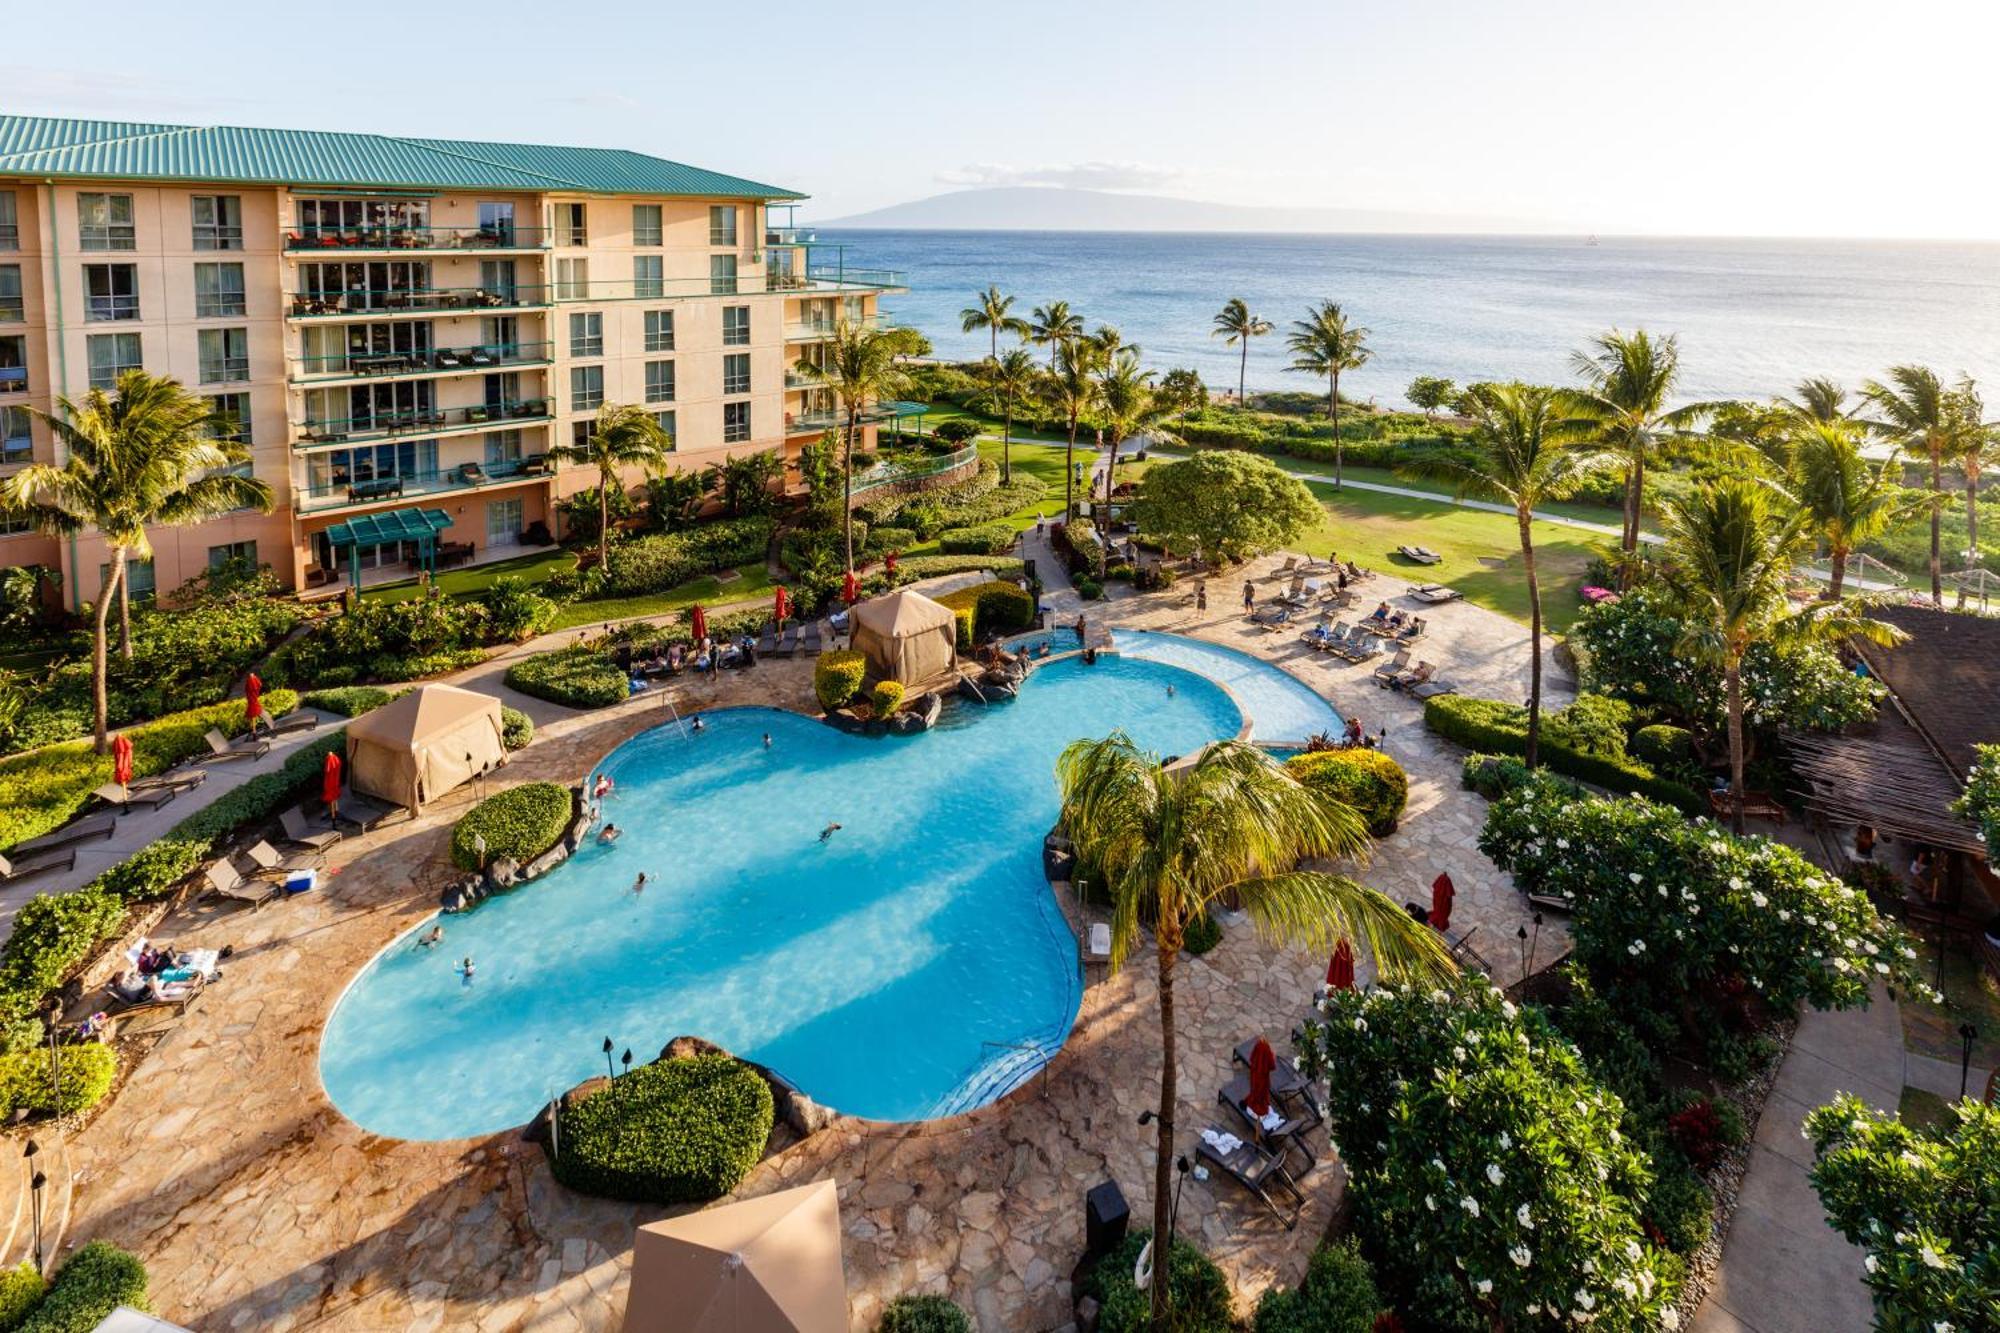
[592,774,614,800]
[762,733,772,748]
[1166,683,1175,698]
[691,715,706,733]
[457,956,475,984]
[418,925,444,950]
[598,823,621,844]
[819,822,842,843]
[632,872,649,894]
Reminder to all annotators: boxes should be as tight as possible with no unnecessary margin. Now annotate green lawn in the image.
[546,563,776,631]
[361,548,577,603]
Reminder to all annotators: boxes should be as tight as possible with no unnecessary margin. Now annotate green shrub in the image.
[500,706,534,750]
[867,526,919,553]
[1459,752,1535,800]
[870,681,905,718]
[300,686,397,717]
[1075,578,1103,600]
[1644,1158,1715,1254]
[0,1043,116,1118]
[938,522,1018,556]
[888,555,1025,583]
[479,576,560,642]
[288,592,490,684]
[0,1262,45,1331]
[1183,911,1222,956]
[1285,749,1409,837]
[876,1294,971,1333]
[1630,722,1694,770]
[550,1053,774,1204]
[1253,1240,1381,1333]
[1423,694,1704,813]
[600,517,774,598]
[1542,694,1633,758]
[935,581,1036,650]
[451,782,572,871]
[15,1241,147,1333]
[505,646,628,708]
[815,651,868,712]
[1081,1231,1232,1333]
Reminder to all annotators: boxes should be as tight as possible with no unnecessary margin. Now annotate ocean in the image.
[814,229,2000,410]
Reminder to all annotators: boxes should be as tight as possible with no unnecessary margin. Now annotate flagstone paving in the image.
[46,552,1557,1331]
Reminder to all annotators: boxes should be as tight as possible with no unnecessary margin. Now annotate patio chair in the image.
[1219,1071,1317,1175]
[241,838,318,878]
[1386,661,1436,692]
[93,782,179,813]
[1372,648,1414,685]
[0,845,75,881]
[1444,924,1492,974]
[131,767,207,794]
[1411,677,1458,700]
[266,710,319,737]
[1345,635,1383,662]
[802,621,824,654]
[279,806,342,854]
[1409,584,1463,604]
[1081,921,1113,974]
[206,858,281,910]
[1396,544,1443,565]
[10,813,116,856]
[1195,1125,1304,1229]
[1230,1038,1325,1127]
[201,728,269,763]
[1269,556,1298,581]
[771,624,800,658]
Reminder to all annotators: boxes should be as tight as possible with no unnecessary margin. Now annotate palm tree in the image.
[959,285,1029,362]
[546,402,678,573]
[1210,298,1273,404]
[792,321,914,570]
[1042,339,1102,522]
[1658,479,1902,834]
[1056,736,1455,1330]
[1565,330,1714,566]
[1027,301,1084,365]
[1094,355,1184,578]
[2,371,271,751]
[1779,376,1851,424]
[1859,366,1987,606]
[1397,384,1608,767]
[1284,302,1370,491]
[1089,323,1139,364]
[981,347,1041,485]
[1778,419,1920,598]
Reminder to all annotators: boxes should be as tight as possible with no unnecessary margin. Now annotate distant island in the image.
[819,186,1578,235]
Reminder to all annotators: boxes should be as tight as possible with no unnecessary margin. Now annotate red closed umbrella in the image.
[690,604,708,642]
[111,733,133,788]
[244,671,263,722]
[773,586,791,624]
[1430,872,1456,933]
[842,570,859,605]
[1326,938,1355,991]
[1245,1036,1278,1118]
[321,750,343,806]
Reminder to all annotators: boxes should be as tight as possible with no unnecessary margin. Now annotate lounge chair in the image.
[1707,789,1787,824]
[94,782,179,813]
[0,846,75,881]
[1249,605,1292,629]
[206,858,281,909]
[1444,924,1492,974]
[201,728,269,762]
[802,621,824,655]
[1230,1039,1325,1127]
[756,624,778,656]
[1387,661,1436,692]
[1269,556,1298,581]
[1195,1125,1304,1229]
[1372,649,1414,685]
[1342,561,1370,582]
[1344,634,1382,662]
[1409,584,1463,604]
[1219,1071,1317,1175]
[10,813,116,856]
[1081,921,1112,973]
[1392,617,1428,645]
[265,711,318,737]
[131,768,207,794]
[279,806,342,854]
[105,969,205,1023]
[340,792,405,832]
[1411,677,1458,700]
[771,624,800,658]
[1396,544,1443,565]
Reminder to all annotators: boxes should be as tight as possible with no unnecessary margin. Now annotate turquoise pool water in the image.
[1113,630,1343,743]
[319,650,1246,1140]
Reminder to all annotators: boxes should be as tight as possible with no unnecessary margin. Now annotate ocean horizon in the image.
[815,228,2000,411]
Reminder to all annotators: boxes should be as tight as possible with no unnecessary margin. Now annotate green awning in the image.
[322,507,453,550]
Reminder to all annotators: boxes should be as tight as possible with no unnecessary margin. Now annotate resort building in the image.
[0,116,905,602]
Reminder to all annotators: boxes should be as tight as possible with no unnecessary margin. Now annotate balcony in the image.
[848,442,977,500]
[288,287,550,320]
[284,224,548,254]
[765,227,818,246]
[0,366,26,394]
[294,397,553,449]
[295,455,554,514]
[547,270,906,303]
[786,398,929,434]
[782,313,881,343]
[804,264,905,292]
[291,340,554,385]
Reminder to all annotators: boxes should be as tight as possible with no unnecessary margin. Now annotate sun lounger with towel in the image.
[200,728,269,762]
[1220,1071,1317,1175]
[1388,661,1436,692]
[1230,1038,1325,1126]
[1196,1124,1304,1228]
[1396,544,1443,564]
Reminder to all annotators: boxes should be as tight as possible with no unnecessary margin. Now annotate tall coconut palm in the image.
[1284,302,1371,491]
[1042,339,1102,522]
[1779,376,1852,424]
[1658,478,1902,834]
[1094,354,1184,578]
[547,402,679,573]
[1027,301,1083,365]
[1056,736,1454,1330]
[1396,383,1608,767]
[1859,366,1987,606]
[792,321,913,570]
[959,284,1029,362]
[1565,329,1715,567]
[3,371,271,751]
[1210,298,1273,404]
[1089,323,1139,365]
[1778,419,1921,598]
[981,347,1041,486]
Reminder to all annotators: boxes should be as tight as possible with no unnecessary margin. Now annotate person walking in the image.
[1242,582,1256,613]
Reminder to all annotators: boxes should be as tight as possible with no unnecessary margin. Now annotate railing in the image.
[284,224,548,252]
[0,367,27,394]
[296,455,552,513]
[542,272,900,303]
[804,264,905,290]
[0,298,22,323]
[292,340,555,380]
[289,286,550,317]
[765,227,817,246]
[294,397,553,446]
[845,442,976,498]
[85,295,141,322]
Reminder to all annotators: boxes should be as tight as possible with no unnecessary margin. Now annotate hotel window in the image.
[296,197,427,243]
[78,193,135,251]
[722,306,750,346]
[86,333,142,390]
[555,203,587,246]
[570,365,603,412]
[653,409,675,448]
[0,193,16,250]
[477,202,516,246]
[633,204,663,247]
[194,262,247,318]
[708,254,738,296]
[208,540,257,570]
[723,401,750,444]
[633,255,664,299]
[481,315,520,358]
[297,260,430,312]
[708,205,738,247]
[304,380,434,433]
[644,310,675,352]
[0,513,29,536]
[555,258,588,301]
[479,259,519,303]
[722,353,750,396]
[484,430,524,467]
[100,559,156,605]
[83,264,140,321]
[645,360,675,404]
[568,311,602,357]
[198,328,250,384]
[0,266,20,322]
[0,336,25,394]
[205,392,251,445]
[192,195,243,250]
[0,406,30,465]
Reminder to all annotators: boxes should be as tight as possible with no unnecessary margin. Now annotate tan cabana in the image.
[622,1179,847,1333]
[849,589,957,685]
[344,684,505,812]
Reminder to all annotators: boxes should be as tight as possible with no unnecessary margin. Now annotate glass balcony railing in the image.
[786,398,928,434]
[292,340,554,380]
[294,397,553,446]
[0,367,27,394]
[804,265,905,291]
[0,298,22,323]
[284,224,548,253]
[545,270,904,303]
[765,227,818,246]
[289,286,550,318]
[848,442,977,498]
[296,454,553,513]
[782,313,881,342]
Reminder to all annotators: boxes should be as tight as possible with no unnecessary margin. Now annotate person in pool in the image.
[418,925,444,950]
[691,715,706,733]
[598,823,621,845]
[593,773,614,800]
[820,822,842,843]
[762,732,772,748]
[457,957,475,984]
[632,872,649,894]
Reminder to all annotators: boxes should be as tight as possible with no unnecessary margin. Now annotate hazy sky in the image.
[11,0,1996,238]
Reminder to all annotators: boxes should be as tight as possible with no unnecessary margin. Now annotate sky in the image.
[10,0,1999,239]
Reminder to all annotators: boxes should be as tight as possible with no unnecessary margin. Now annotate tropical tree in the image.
[1860,366,1988,607]
[959,284,1028,362]
[1027,301,1083,365]
[792,321,913,569]
[1156,368,1207,419]
[1778,375,1851,424]
[1093,355,1184,578]
[1397,383,1608,766]
[979,348,1041,486]
[1056,736,1454,1329]
[546,402,678,572]
[1041,338,1102,521]
[1210,297,1272,404]
[1284,302,1371,490]
[1657,478,1902,833]
[1777,418,1921,598]
[1405,374,1456,419]
[1088,323,1139,365]
[2,371,271,751]
[1129,451,1324,564]
[1565,329,1714,567]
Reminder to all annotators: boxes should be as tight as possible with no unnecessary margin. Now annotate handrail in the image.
[289,287,550,317]
[294,397,553,443]
[845,442,977,497]
[285,224,548,252]
[296,456,551,512]
[291,340,555,379]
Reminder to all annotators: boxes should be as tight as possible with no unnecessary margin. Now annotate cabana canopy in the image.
[344,684,504,811]
[622,1179,847,1333]
[849,589,956,685]
[320,506,453,591]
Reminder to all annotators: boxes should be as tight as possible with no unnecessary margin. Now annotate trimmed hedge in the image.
[599,517,774,598]
[937,522,1018,555]
[935,581,1036,650]
[889,555,1026,584]
[0,1262,45,1332]
[505,646,628,709]
[451,782,572,871]
[1424,695,1705,814]
[877,1295,971,1333]
[1460,751,1536,801]
[1285,749,1409,837]
[1081,1231,1233,1333]
[870,680,905,718]
[500,705,534,750]
[815,650,868,712]
[550,1053,774,1204]
[1252,1240,1381,1333]
[15,1241,147,1333]
[0,1043,116,1118]
[300,685,400,717]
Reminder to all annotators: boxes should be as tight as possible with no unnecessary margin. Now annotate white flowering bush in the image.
[1296,981,1682,1330]
[1950,744,2000,863]
[1806,1094,2000,1331]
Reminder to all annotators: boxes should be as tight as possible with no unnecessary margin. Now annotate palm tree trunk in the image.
[1002,403,1014,486]
[1726,658,1748,837]
[1064,414,1078,522]
[1150,938,1179,1332]
[1520,510,1542,770]
[843,407,858,571]
[91,552,125,753]
[1330,370,1343,492]
[117,562,133,660]
[598,466,612,572]
[1929,449,1943,607]
[1628,452,1646,556]
[1238,342,1248,405]
[1829,546,1848,600]
[1100,437,1119,580]
[1961,460,1980,607]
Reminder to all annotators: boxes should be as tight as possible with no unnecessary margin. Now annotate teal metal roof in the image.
[322,507,454,548]
[0,116,803,199]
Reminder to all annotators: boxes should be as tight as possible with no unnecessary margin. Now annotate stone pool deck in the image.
[45,553,1557,1331]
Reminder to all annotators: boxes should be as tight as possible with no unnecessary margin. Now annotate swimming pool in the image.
[320,650,1246,1139]
[1113,630,1343,743]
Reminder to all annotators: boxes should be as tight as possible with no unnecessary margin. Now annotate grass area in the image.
[361,548,577,603]
[546,564,775,631]
[1901,929,2000,1070]
[1898,1085,1953,1133]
